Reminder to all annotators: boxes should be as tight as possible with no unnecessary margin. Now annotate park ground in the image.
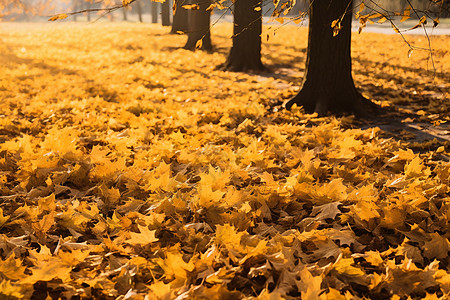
[0,22,449,299]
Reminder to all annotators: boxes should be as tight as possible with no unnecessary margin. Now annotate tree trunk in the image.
[122,7,128,21]
[161,0,171,26]
[220,0,266,72]
[86,1,91,22]
[171,0,189,33]
[73,0,78,21]
[184,0,212,51]
[151,0,158,23]
[441,0,450,18]
[136,1,143,23]
[285,0,374,115]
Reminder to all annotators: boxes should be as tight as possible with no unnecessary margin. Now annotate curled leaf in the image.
[331,19,342,37]
[433,17,440,28]
[400,6,411,22]
[182,4,200,10]
[195,38,203,49]
[48,13,68,21]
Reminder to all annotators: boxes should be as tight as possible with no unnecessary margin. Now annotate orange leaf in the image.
[48,13,68,21]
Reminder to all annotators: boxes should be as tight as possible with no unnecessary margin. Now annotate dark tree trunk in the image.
[122,7,128,21]
[220,0,266,72]
[171,0,189,33]
[136,1,143,23]
[400,0,408,10]
[161,0,171,26]
[441,0,450,18]
[184,0,212,51]
[285,0,374,116]
[151,0,158,23]
[85,1,91,22]
[73,0,78,21]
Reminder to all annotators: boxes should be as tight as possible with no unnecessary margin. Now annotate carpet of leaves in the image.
[0,22,449,299]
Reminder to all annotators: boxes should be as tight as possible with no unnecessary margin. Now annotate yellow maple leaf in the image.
[169,130,186,144]
[155,244,195,285]
[299,267,325,300]
[196,184,225,208]
[312,179,348,203]
[32,211,56,235]
[99,184,121,206]
[0,254,26,280]
[223,186,244,207]
[404,156,430,178]
[28,244,53,264]
[0,208,9,228]
[198,165,231,191]
[38,193,56,213]
[423,233,450,260]
[380,205,406,229]
[41,127,82,160]
[353,250,384,267]
[145,161,178,192]
[23,258,72,284]
[89,145,110,165]
[326,288,347,300]
[126,224,158,246]
[58,249,91,266]
[0,280,22,299]
[215,224,246,255]
[333,256,365,277]
[148,280,174,299]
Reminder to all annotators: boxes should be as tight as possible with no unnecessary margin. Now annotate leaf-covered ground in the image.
[0,22,449,299]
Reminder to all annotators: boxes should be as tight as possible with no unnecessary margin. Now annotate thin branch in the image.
[48,0,138,19]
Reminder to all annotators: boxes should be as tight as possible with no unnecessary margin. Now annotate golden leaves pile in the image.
[0,22,449,299]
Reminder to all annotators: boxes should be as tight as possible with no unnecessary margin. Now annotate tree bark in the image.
[171,0,189,34]
[161,0,171,26]
[221,0,267,72]
[184,0,213,51]
[220,0,266,72]
[73,0,78,21]
[85,1,91,22]
[151,0,158,23]
[122,7,128,21]
[440,0,450,18]
[136,1,143,23]
[285,0,374,116]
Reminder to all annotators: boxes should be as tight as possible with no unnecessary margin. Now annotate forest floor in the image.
[0,22,449,299]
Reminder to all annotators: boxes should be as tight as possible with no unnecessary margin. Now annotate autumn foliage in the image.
[0,22,449,299]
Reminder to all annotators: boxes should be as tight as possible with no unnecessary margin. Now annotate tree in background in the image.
[284,0,374,115]
[161,0,171,26]
[283,0,449,115]
[135,0,143,22]
[171,0,189,33]
[122,4,128,20]
[184,0,212,51]
[219,0,266,72]
[32,0,450,116]
[151,0,158,23]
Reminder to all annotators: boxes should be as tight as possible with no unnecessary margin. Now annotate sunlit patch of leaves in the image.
[0,22,449,299]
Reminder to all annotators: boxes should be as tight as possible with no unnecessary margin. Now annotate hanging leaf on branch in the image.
[182,4,200,10]
[48,13,68,21]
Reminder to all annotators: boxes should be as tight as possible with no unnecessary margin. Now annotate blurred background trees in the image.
[1,0,448,116]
